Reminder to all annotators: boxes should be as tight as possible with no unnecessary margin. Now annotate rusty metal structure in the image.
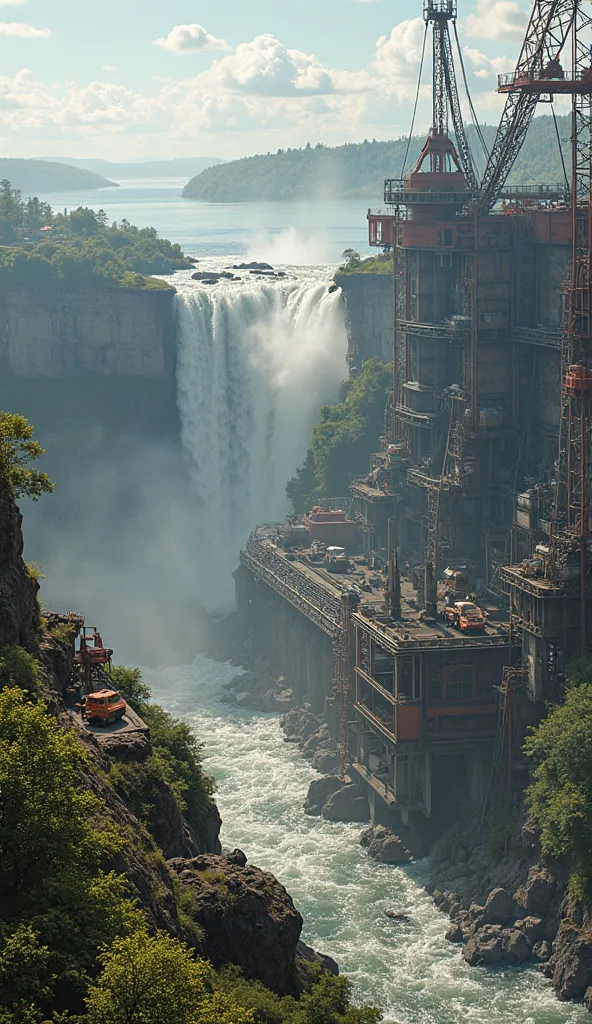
[236,0,592,829]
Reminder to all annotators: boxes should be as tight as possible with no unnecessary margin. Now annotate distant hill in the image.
[182,116,571,202]
[0,159,116,193]
[43,157,224,179]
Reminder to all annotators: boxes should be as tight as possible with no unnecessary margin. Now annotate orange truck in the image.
[83,689,127,726]
[444,600,486,632]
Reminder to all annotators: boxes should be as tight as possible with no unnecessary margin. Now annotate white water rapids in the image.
[146,656,587,1024]
[173,265,347,608]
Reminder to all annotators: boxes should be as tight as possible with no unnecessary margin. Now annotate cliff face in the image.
[0,463,39,646]
[0,285,176,379]
[334,273,393,366]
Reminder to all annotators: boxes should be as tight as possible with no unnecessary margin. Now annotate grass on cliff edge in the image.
[336,249,393,276]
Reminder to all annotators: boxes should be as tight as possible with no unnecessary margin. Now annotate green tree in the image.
[85,930,253,1024]
[525,679,592,874]
[0,414,54,501]
[0,688,116,907]
[109,666,152,710]
[287,359,392,513]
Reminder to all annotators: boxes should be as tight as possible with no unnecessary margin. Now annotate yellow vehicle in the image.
[83,689,127,726]
[444,601,486,632]
[325,546,349,573]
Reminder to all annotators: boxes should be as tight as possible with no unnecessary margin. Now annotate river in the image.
[145,655,587,1024]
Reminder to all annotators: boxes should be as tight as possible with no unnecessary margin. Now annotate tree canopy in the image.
[183,117,572,202]
[0,181,192,290]
[0,413,54,501]
[287,359,392,513]
[525,664,592,877]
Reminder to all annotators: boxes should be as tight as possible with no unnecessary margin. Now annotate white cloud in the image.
[191,35,335,96]
[102,64,117,73]
[373,19,426,83]
[0,1,26,6]
[0,22,50,38]
[153,24,230,54]
[464,0,527,41]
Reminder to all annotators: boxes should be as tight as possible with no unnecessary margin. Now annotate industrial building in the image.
[236,0,592,828]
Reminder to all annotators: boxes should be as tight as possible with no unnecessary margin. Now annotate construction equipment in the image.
[82,689,126,727]
[325,546,349,573]
[444,600,486,632]
[74,626,114,693]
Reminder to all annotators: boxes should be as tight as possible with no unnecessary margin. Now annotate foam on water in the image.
[145,656,587,1024]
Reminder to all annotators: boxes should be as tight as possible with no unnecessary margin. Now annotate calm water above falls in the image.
[145,657,587,1024]
[35,177,375,262]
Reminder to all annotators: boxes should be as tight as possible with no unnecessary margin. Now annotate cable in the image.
[552,103,569,190]
[453,22,490,165]
[400,22,429,180]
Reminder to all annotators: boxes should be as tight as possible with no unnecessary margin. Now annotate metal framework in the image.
[423,0,479,190]
[479,0,576,210]
[551,1,592,653]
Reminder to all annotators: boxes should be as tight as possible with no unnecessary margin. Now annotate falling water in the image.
[174,266,348,607]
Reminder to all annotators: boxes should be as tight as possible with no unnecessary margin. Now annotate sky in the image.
[0,0,531,162]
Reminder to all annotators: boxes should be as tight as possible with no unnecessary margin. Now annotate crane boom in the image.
[478,0,575,210]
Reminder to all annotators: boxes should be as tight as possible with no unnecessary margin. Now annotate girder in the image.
[479,0,575,210]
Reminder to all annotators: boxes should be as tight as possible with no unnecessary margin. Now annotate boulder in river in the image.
[303,775,344,816]
[463,925,504,965]
[321,784,368,823]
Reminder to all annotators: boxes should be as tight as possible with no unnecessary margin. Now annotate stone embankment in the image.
[428,821,592,1007]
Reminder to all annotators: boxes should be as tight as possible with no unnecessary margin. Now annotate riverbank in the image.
[146,655,585,1024]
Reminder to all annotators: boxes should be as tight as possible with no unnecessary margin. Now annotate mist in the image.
[22,265,348,668]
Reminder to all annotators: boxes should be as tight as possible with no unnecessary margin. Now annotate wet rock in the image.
[385,910,412,923]
[481,887,514,926]
[584,986,592,1012]
[311,748,340,773]
[368,833,411,865]
[321,784,368,823]
[551,920,592,1001]
[328,284,339,294]
[226,848,247,867]
[303,775,344,816]
[463,925,504,966]
[446,923,464,943]
[296,940,339,976]
[532,940,552,963]
[514,866,556,916]
[515,916,544,942]
[302,725,331,758]
[232,261,274,271]
[502,928,531,965]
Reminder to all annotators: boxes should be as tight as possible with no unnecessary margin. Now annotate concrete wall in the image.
[0,284,176,378]
[334,273,393,366]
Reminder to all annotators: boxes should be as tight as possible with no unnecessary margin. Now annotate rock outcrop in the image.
[167,854,305,995]
[361,826,411,865]
[0,463,40,646]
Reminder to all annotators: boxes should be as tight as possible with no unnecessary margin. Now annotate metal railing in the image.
[398,317,472,339]
[384,179,473,206]
[511,326,562,349]
[242,534,342,637]
[498,70,592,90]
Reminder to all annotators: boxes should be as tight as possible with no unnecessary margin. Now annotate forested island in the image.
[0,160,116,194]
[0,181,192,290]
[183,115,570,202]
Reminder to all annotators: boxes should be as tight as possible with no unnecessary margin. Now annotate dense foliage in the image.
[108,666,215,846]
[184,116,571,202]
[0,682,381,1022]
[525,663,592,877]
[286,359,392,513]
[337,250,392,277]
[0,413,54,501]
[0,181,191,289]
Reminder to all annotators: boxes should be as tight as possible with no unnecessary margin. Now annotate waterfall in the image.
[174,270,348,608]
